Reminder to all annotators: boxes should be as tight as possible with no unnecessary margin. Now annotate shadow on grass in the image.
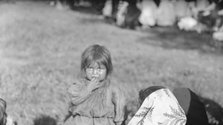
[69,4,223,56]
[71,5,101,15]
[138,26,223,55]
[33,115,57,125]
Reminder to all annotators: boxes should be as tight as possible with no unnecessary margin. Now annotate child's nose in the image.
[92,69,99,75]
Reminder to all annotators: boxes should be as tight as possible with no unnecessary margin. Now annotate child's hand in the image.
[87,78,102,92]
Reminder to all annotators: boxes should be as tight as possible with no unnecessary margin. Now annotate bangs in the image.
[81,44,113,75]
[85,54,107,68]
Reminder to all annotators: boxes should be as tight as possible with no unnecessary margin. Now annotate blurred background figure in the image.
[116,0,141,29]
[102,0,113,20]
[174,0,193,21]
[102,0,120,23]
[50,0,76,10]
[177,16,198,31]
[213,25,223,42]
[156,0,176,27]
[123,0,141,29]
[190,0,210,18]
[115,0,129,27]
[138,0,158,27]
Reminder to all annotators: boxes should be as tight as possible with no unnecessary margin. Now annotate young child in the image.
[64,44,126,125]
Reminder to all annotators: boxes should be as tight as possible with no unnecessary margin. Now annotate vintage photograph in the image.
[0,0,223,125]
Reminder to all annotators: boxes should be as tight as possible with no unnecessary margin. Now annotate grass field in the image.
[0,1,223,125]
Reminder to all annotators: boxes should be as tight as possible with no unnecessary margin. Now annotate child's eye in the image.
[87,67,94,71]
[99,67,105,70]
[86,67,106,73]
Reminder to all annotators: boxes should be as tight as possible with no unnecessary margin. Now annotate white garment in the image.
[213,30,223,41]
[138,0,157,27]
[128,88,186,125]
[102,0,112,17]
[156,0,176,26]
[177,16,198,31]
[196,0,210,12]
[218,9,223,16]
[191,0,211,18]
[116,1,129,26]
[174,0,193,20]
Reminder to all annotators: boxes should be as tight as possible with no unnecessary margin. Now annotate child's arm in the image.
[111,86,126,125]
[67,79,102,106]
[67,82,91,106]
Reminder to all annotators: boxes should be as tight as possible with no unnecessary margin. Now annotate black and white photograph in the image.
[0,0,223,125]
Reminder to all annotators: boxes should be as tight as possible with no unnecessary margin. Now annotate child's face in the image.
[85,62,107,82]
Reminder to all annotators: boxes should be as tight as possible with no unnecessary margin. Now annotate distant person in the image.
[138,0,158,27]
[116,0,141,29]
[63,44,126,125]
[128,86,187,125]
[156,0,176,26]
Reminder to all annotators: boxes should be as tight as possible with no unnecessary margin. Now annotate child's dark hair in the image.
[138,86,165,105]
[81,44,113,77]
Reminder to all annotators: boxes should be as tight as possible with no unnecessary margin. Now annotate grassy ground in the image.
[0,1,223,125]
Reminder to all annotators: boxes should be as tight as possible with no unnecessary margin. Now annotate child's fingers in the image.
[91,77,97,82]
[91,77,99,83]
[91,78,100,87]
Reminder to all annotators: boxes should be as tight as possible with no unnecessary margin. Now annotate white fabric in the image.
[195,0,210,12]
[156,0,176,26]
[116,1,129,26]
[218,10,223,16]
[190,0,211,18]
[138,0,157,27]
[102,0,112,17]
[177,16,198,31]
[174,0,193,20]
[128,88,186,125]
[213,31,223,41]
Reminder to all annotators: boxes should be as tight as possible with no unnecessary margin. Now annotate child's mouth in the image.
[92,76,99,79]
